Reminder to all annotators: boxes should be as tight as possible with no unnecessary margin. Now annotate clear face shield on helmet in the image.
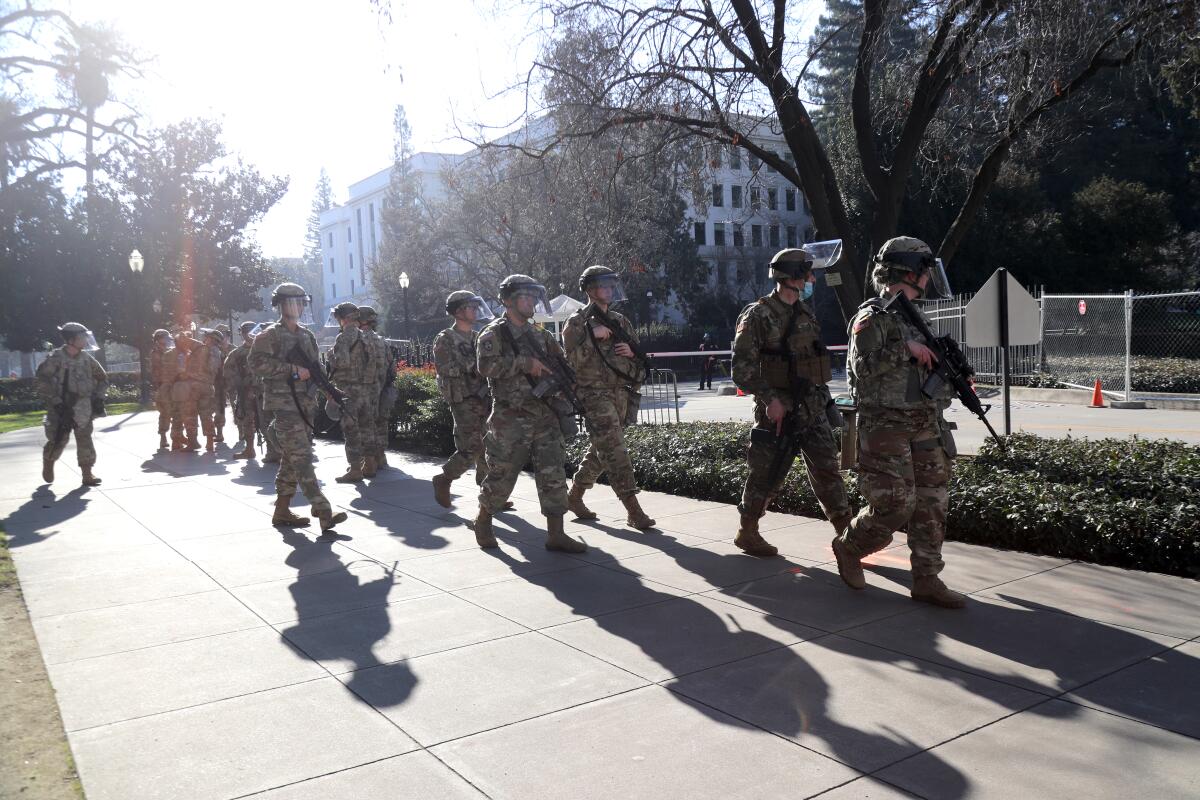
[505,284,553,319]
[925,258,953,301]
[882,251,952,301]
[155,335,175,351]
[805,239,843,271]
[585,274,627,305]
[461,293,495,323]
[248,323,269,339]
[279,295,315,326]
[74,330,100,351]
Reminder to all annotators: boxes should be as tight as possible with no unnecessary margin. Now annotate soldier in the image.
[224,321,260,459]
[831,236,965,609]
[563,266,655,529]
[170,333,201,451]
[473,274,587,553]
[212,323,232,443]
[184,328,223,453]
[248,282,348,532]
[432,291,494,506]
[36,322,107,486]
[327,302,374,483]
[148,328,175,450]
[732,247,853,557]
[355,306,391,474]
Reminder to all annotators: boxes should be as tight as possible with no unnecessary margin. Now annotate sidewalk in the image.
[2,410,1198,799]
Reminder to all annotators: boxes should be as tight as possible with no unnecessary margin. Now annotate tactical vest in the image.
[756,297,831,392]
[848,297,939,414]
[434,327,487,404]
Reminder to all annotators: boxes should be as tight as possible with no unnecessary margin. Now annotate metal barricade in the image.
[636,368,680,425]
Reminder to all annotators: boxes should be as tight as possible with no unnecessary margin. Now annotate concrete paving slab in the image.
[32,589,265,665]
[979,561,1200,639]
[610,540,816,594]
[652,503,816,538]
[172,527,367,588]
[841,594,1182,695]
[816,777,923,799]
[231,559,442,624]
[348,632,647,745]
[68,677,418,800]
[20,555,219,618]
[5,513,159,562]
[455,562,688,629]
[668,634,1044,773]
[335,515,499,562]
[858,540,1072,595]
[392,538,591,591]
[0,488,123,522]
[278,591,525,674]
[876,698,1200,799]
[1066,640,1200,739]
[559,522,714,565]
[254,751,486,799]
[47,626,328,731]
[543,593,824,683]
[432,685,859,799]
[7,538,182,584]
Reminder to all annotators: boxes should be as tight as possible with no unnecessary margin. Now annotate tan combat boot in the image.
[159,433,168,450]
[912,575,967,609]
[184,434,201,452]
[473,508,498,548]
[334,465,364,483]
[272,496,311,527]
[567,483,598,520]
[80,467,102,487]
[545,514,587,553]
[233,443,255,459]
[831,537,866,590]
[205,436,215,453]
[376,449,389,469]
[620,494,655,530]
[362,456,378,478]
[432,473,452,507]
[42,456,54,484]
[734,514,778,558]
[317,508,349,533]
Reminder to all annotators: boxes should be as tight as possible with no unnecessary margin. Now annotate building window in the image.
[349,252,353,272]
[351,278,355,294]
[347,227,352,243]
[751,224,763,247]
[731,185,742,208]
[729,147,741,170]
[329,258,335,274]
[331,282,336,299]
[712,183,723,207]
[786,225,797,248]
[749,153,760,172]
[767,188,778,211]
[750,188,761,212]
[694,221,707,245]
[327,232,332,248]
[733,224,744,248]
[766,152,776,173]
[769,225,780,248]
[369,203,377,261]
[717,262,728,284]
[786,189,796,212]
[708,143,721,169]
[713,224,726,246]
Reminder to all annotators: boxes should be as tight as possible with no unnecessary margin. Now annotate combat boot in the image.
[41,456,54,484]
[205,436,215,453]
[334,465,364,483]
[831,537,866,590]
[432,473,452,507]
[362,456,378,478]
[80,467,102,487]
[620,494,655,530]
[158,433,168,450]
[233,443,255,459]
[317,508,349,533]
[272,496,310,527]
[911,575,967,609]
[734,514,778,557]
[473,508,498,548]
[567,483,598,520]
[545,514,587,553]
[263,453,282,464]
[184,433,201,452]
[376,450,389,469]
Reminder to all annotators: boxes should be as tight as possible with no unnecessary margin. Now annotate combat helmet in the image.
[498,274,544,299]
[271,282,311,307]
[871,236,950,299]
[356,306,379,326]
[153,328,171,340]
[578,265,617,293]
[238,320,257,338]
[768,248,814,282]
[445,290,477,315]
[333,302,359,321]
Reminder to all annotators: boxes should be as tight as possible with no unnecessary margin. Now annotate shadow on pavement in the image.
[3,486,96,549]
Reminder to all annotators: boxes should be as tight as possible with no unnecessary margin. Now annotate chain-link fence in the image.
[1130,291,1200,396]
[922,291,1042,383]
[1040,294,1130,395]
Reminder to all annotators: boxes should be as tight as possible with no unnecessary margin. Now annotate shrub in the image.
[387,366,454,455]
[0,373,142,413]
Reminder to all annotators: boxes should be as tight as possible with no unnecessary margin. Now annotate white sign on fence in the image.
[965,269,1040,347]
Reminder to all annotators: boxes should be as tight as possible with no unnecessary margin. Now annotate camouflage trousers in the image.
[195,382,216,438]
[572,387,638,498]
[271,409,332,515]
[479,403,568,516]
[43,398,97,467]
[837,423,951,577]
[153,383,173,436]
[338,388,372,467]
[360,389,381,460]
[442,396,488,481]
[739,402,852,527]
[232,389,260,444]
[170,381,198,443]
[374,387,392,458]
[261,400,281,460]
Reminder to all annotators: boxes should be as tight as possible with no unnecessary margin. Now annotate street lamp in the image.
[399,271,411,341]
[129,249,150,405]
[645,290,655,324]
[228,265,241,331]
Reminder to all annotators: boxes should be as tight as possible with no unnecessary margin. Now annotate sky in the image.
[68,1,822,258]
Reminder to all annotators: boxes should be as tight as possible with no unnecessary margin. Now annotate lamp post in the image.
[228,265,241,332]
[399,271,411,341]
[645,289,655,324]
[129,249,150,405]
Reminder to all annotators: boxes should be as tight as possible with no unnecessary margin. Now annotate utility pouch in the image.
[551,396,579,439]
[835,396,858,470]
[91,396,107,418]
[750,425,784,449]
[623,388,641,427]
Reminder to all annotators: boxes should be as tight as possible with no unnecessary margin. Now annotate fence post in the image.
[1124,289,1133,401]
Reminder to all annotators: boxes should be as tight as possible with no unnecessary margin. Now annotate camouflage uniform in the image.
[733,290,852,529]
[149,346,174,442]
[212,339,230,441]
[476,317,569,516]
[223,343,259,447]
[433,325,490,481]
[328,323,375,473]
[362,325,391,464]
[248,321,337,517]
[183,338,219,445]
[36,347,107,471]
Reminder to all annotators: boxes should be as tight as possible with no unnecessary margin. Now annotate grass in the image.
[0,402,142,435]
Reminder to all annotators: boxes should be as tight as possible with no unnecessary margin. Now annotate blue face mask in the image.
[801,282,814,301]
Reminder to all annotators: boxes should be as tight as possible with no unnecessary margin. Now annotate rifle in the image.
[285,343,350,413]
[748,413,802,513]
[585,305,648,384]
[52,377,76,452]
[883,291,1006,451]
[498,321,589,436]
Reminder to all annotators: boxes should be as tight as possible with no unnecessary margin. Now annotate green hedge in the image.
[1037,354,1200,394]
[0,373,143,413]
[563,423,1199,578]
[387,367,455,456]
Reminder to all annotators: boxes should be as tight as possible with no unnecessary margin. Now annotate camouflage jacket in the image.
[732,291,831,423]
[477,316,564,412]
[35,348,107,407]
[183,341,219,384]
[149,348,173,386]
[848,290,952,428]
[563,303,643,391]
[433,326,487,404]
[248,321,323,413]
[329,326,374,386]
[223,345,256,402]
[362,328,391,390]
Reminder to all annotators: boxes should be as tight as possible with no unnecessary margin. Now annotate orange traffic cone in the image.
[1089,380,1105,408]
[736,387,745,397]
